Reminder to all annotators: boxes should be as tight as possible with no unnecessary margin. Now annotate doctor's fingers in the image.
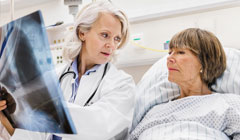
[0,100,7,111]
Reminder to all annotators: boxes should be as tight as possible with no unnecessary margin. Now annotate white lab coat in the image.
[11,63,135,140]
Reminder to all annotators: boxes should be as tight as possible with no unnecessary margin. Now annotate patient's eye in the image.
[168,51,172,55]
[177,51,185,54]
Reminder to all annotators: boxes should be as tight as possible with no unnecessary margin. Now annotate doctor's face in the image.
[79,12,122,65]
[167,48,202,85]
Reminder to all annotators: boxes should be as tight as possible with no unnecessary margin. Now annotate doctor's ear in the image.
[78,31,85,42]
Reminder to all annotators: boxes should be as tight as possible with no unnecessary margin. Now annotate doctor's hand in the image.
[0,86,15,136]
[0,86,16,114]
[0,100,7,111]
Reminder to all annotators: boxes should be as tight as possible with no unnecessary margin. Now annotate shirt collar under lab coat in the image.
[71,58,100,83]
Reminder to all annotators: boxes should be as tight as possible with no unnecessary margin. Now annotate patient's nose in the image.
[167,56,175,63]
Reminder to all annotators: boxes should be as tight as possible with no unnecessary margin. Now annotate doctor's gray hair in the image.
[63,0,129,61]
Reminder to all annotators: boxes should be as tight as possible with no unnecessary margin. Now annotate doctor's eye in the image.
[114,36,121,43]
[101,33,109,38]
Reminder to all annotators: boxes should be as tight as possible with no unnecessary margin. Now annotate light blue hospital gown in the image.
[129,93,240,140]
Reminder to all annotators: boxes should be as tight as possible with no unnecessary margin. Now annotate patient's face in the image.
[167,48,202,85]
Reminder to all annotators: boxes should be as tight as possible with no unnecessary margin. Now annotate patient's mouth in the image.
[168,68,179,71]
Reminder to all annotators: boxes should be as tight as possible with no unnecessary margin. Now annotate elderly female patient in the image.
[129,28,240,140]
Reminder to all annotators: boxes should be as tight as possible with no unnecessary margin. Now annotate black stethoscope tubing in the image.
[59,66,76,82]
[59,63,109,106]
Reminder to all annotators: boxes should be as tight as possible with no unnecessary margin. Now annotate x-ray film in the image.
[0,11,76,134]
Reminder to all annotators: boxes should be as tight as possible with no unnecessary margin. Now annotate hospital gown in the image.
[129,93,240,140]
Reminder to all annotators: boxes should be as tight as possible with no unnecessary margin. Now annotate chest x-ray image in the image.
[0,11,76,134]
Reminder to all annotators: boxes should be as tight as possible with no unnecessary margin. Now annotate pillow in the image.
[212,48,240,93]
[131,47,240,131]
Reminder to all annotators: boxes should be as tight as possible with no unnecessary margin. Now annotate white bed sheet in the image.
[129,93,240,140]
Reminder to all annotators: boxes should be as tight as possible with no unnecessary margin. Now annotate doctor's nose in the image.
[106,39,117,50]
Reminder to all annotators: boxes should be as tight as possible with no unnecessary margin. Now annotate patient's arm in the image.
[233,134,240,140]
[223,95,240,139]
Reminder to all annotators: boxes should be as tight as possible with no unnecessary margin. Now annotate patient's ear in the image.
[0,112,15,136]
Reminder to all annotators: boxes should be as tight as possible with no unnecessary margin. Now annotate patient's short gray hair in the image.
[63,1,129,61]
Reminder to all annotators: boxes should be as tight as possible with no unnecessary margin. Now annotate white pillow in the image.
[131,47,240,131]
[212,48,240,93]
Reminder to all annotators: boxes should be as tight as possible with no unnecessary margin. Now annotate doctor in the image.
[53,1,135,139]
[1,1,135,140]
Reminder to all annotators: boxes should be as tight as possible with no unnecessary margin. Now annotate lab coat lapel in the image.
[74,64,105,106]
[60,65,74,102]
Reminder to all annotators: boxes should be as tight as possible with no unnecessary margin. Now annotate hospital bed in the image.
[130,47,240,140]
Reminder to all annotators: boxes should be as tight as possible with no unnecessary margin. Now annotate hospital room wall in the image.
[119,6,240,83]
[0,0,74,26]
[1,2,240,83]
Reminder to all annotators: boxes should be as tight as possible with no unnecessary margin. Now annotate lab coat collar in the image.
[71,58,100,84]
[68,63,107,106]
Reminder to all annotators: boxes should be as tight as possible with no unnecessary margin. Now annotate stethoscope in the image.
[59,63,109,106]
